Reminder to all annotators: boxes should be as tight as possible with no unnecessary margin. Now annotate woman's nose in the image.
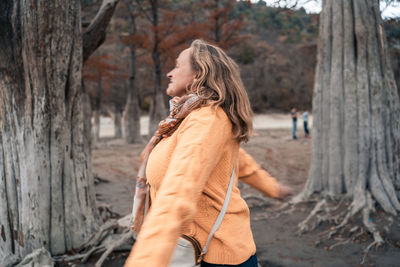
[167,71,172,78]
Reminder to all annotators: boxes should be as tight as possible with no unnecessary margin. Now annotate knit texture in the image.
[125,106,279,266]
[132,94,202,233]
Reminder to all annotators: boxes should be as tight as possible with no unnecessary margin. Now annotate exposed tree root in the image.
[274,192,323,218]
[253,196,316,222]
[297,199,328,234]
[0,253,20,267]
[97,201,121,222]
[17,247,53,267]
[361,239,383,265]
[95,230,133,267]
[360,194,384,265]
[54,215,134,267]
[83,219,120,248]
[280,193,397,264]
[327,239,349,250]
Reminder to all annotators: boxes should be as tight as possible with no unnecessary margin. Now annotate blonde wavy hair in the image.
[188,39,253,143]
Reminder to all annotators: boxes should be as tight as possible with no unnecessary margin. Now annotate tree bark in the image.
[0,0,117,264]
[0,0,99,263]
[303,0,400,214]
[149,0,167,135]
[123,2,142,144]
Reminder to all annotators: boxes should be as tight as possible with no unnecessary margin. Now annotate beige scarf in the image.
[131,94,202,233]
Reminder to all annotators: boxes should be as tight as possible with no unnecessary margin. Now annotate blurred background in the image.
[80,2,400,265]
[80,0,400,139]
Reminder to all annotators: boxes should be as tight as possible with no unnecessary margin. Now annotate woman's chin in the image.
[167,89,185,97]
[166,89,175,97]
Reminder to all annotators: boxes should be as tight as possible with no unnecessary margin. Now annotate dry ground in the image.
[88,128,400,267]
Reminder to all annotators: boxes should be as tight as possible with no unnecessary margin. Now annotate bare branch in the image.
[83,0,119,63]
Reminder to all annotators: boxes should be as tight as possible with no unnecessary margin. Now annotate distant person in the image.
[302,111,310,138]
[125,40,292,267]
[290,108,297,139]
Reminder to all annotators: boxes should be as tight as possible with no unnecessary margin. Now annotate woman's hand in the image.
[276,184,293,200]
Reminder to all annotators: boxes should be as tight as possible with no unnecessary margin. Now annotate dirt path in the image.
[91,128,400,267]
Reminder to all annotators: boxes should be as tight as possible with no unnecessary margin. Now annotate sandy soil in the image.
[89,121,400,267]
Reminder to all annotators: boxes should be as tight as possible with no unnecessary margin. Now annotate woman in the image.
[125,40,290,267]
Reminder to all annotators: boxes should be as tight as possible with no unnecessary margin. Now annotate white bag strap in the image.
[201,164,236,257]
[144,185,150,217]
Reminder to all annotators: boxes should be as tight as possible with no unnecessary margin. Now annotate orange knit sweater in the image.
[125,106,280,266]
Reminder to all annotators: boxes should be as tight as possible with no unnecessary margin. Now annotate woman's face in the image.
[166,48,196,97]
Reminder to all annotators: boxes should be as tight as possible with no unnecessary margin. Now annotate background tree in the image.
[0,0,118,265]
[126,0,203,134]
[229,1,319,111]
[104,83,127,139]
[203,0,247,48]
[295,0,400,255]
[84,54,121,141]
[141,0,168,134]
[121,0,142,143]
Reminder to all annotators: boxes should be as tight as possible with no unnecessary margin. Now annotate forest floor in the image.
[83,118,400,267]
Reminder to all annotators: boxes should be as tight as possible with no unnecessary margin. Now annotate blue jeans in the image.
[201,254,258,267]
[292,118,297,139]
[304,121,309,136]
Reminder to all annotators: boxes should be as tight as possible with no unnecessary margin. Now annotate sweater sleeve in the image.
[125,108,230,267]
[238,148,280,198]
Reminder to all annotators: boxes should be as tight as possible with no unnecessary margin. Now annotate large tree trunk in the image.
[302,0,400,215]
[149,0,167,135]
[123,3,141,144]
[0,1,99,264]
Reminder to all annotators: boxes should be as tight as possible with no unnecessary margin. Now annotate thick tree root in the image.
[281,194,396,264]
[0,253,20,267]
[54,215,134,266]
[83,219,120,248]
[361,239,383,265]
[274,193,323,218]
[97,201,121,222]
[360,198,384,265]
[298,199,328,234]
[253,197,314,221]
[95,230,133,267]
[17,248,54,267]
